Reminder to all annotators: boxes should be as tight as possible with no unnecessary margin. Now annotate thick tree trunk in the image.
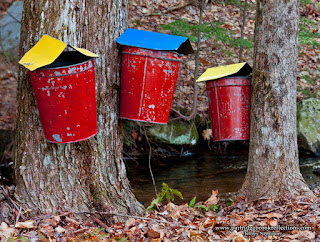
[15,0,145,220]
[239,0,314,200]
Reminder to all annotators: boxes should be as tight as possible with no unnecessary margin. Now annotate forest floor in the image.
[1,188,320,241]
[0,0,320,241]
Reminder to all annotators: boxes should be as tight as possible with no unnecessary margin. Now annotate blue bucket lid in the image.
[116,28,194,55]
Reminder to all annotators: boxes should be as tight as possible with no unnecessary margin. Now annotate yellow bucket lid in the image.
[196,62,252,82]
[19,35,99,71]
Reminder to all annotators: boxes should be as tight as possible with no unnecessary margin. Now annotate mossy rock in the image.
[297,98,320,156]
[147,121,199,146]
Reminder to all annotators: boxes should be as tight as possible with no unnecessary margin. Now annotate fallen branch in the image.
[74,211,208,231]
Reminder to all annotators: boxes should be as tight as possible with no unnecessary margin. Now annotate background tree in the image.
[239,0,314,200]
[15,0,145,219]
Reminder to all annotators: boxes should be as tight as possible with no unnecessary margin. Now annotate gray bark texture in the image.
[15,0,145,220]
[239,0,314,200]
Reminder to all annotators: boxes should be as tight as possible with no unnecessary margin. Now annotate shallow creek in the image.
[126,152,320,206]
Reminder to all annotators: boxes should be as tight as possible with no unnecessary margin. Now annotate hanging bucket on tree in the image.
[116,28,193,124]
[197,63,252,141]
[19,35,99,143]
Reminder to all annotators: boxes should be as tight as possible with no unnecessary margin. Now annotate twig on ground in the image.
[93,217,109,230]
[74,211,208,231]
[257,205,286,214]
[0,186,24,220]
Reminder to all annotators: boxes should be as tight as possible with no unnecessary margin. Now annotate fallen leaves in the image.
[15,220,36,229]
[204,190,219,207]
[2,189,320,241]
[202,128,212,140]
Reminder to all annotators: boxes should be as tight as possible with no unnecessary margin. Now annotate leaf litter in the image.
[1,188,320,241]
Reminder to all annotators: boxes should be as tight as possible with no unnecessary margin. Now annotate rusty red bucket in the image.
[206,77,251,141]
[120,46,183,123]
[29,51,97,143]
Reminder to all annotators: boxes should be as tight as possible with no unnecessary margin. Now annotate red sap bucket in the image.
[120,46,183,124]
[29,51,97,143]
[206,77,251,141]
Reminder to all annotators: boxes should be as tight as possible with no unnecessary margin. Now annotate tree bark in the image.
[15,0,145,220]
[239,0,314,200]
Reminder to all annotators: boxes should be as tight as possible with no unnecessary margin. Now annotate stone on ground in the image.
[297,98,320,156]
[147,121,198,146]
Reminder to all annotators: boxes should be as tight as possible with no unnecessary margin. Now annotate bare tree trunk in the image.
[15,0,145,220]
[239,0,314,201]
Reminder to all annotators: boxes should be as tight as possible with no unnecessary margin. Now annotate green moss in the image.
[147,121,199,146]
[297,98,320,153]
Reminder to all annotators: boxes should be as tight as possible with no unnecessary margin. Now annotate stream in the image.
[126,152,320,206]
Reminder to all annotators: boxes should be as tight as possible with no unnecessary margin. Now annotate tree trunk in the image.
[239,0,314,200]
[15,0,145,220]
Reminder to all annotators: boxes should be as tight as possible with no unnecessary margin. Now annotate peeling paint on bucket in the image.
[29,52,97,143]
[116,28,193,124]
[206,77,251,141]
[119,46,183,124]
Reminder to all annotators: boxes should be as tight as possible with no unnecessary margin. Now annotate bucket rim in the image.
[122,46,184,57]
[214,76,251,80]
[45,131,98,144]
[122,51,183,63]
[205,76,251,89]
[38,57,94,71]
[120,116,168,124]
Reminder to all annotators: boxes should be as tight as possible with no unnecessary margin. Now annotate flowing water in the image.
[126,152,320,206]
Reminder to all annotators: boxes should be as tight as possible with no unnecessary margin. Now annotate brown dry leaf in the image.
[286,233,300,239]
[202,129,212,141]
[147,223,165,239]
[267,218,278,226]
[260,212,283,219]
[168,204,188,221]
[55,226,66,234]
[204,190,219,207]
[222,23,233,30]
[191,233,206,241]
[0,222,15,240]
[147,228,161,239]
[45,216,61,227]
[229,215,245,227]
[199,58,210,66]
[168,208,181,221]
[15,220,36,229]
[39,225,55,237]
[125,218,137,230]
[150,239,161,242]
[202,218,216,229]
[165,202,177,212]
[227,231,248,242]
[300,230,316,239]
[131,129,139,140]
[244,213,258,220]
[65,216,81,227]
